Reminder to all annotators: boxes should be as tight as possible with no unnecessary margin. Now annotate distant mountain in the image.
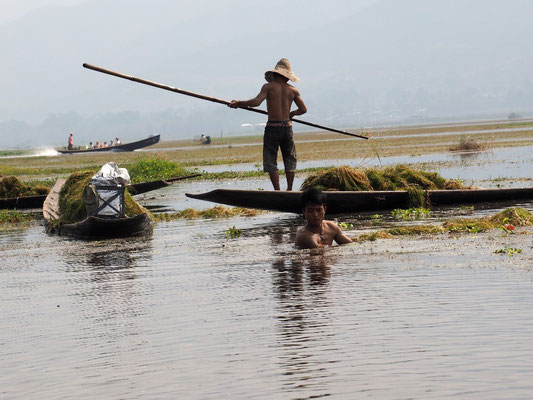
[1,0,532,148]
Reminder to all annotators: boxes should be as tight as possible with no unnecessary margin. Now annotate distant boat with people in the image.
[58,134,160,154]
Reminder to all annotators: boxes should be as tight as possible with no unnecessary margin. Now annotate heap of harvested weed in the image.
[449,136,488,152]
[58,171,145,224]
[356,207,533,242]
[301,166,372,191]
[301,165,465,207]
[0,176,49,198]
[301,165,464,192]
[155,205,263,221]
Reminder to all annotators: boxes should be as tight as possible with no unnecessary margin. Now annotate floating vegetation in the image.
[0,176,49,198]
[338,222,354,230]
[386,225,445,236]
[356,207,533,242]
[0,209,37,229]
[494,247,522,256]
[357,231,395,242]
[57,171,145,224]
[391,207,432,220]
[126,156,193,184]
[449,135,488,152]
[301,165,465,192]
[444,219,489,233]
[225,226,241,239]
[154,206,263,221]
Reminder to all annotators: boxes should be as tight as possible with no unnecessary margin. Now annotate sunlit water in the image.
[2,147,533,399]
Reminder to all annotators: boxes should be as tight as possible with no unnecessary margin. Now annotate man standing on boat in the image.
[229,58,307,191]
[295,188,352,249]
[67,132,74,150]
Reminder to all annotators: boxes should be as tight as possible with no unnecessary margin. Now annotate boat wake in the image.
[32,147,59,157]
[0,147,59,158]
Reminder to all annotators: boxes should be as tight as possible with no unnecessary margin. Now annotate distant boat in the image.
[58,134,160,154]
[186,187,533,214]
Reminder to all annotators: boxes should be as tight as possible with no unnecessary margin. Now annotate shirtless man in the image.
[229,58,307,190]
[295,188,353,249]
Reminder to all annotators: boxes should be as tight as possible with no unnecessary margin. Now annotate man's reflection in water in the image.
[271,249,336,397]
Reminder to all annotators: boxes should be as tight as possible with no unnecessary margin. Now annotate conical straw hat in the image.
[265,58,299,82]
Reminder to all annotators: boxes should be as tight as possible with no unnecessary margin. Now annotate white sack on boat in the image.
[91,162,131,186]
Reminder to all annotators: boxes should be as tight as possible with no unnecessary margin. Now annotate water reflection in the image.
[271,251,337,397]
[64,238,154,349]
[451,149,492,161]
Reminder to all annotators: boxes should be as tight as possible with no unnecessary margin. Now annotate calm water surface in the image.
[2,148,533,399]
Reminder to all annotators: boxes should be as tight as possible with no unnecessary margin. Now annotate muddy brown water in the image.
[2,147,533,399]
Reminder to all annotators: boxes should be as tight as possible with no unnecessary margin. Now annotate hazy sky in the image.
[0,0,88,23]
[1,0,532,147]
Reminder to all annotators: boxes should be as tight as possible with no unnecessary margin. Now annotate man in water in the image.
[295,188,353,249]
[228,58,307,191]
[67,132,74,150]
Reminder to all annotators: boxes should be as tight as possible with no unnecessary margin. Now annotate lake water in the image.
[2,146,533,399]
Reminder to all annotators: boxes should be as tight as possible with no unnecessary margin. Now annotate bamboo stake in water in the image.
[83,63,369,140]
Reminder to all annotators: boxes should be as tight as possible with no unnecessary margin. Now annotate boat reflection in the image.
[62,238,154,350]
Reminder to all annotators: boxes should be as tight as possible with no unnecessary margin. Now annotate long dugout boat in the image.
[185,187,533,214]
[58,134,160,154]
[1,174,200,210]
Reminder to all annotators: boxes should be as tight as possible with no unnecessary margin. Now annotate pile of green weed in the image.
[0,176,49,198]
[301,165,464,191]
[488,207,533,226]
[449,136,488,152]
[301,166,372,191]
[126,157,192,184]
[58,171,145,224]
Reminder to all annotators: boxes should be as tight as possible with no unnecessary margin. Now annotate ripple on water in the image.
[2,176,533,398]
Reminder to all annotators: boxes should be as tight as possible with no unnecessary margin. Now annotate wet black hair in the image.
[300,188,327,210]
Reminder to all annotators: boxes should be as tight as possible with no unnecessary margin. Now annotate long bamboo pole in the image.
[83,63,369,140]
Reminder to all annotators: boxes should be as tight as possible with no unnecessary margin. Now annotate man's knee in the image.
[263,164,278,173]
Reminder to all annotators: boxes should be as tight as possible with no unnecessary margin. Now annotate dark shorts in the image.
[263,125,297,173]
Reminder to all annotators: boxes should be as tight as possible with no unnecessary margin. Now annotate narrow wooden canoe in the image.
[185,187,533,214]
[1,174,200,210]
[43,179,153,239]
[0,194,47,209]
[127,174,201,195]
[57,134,160,154]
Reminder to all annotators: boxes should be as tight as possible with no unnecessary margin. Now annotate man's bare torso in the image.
[265,81,297,121]
[295,220,349,249]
